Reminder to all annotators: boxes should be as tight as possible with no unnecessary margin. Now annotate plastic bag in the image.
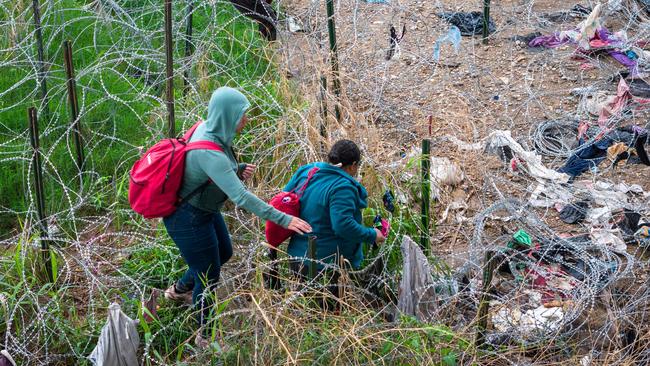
[89,303,139,366]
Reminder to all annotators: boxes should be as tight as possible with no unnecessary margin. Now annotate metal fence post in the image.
[63,40,84,172]
[165,0,176,137]
[28,107,54,283]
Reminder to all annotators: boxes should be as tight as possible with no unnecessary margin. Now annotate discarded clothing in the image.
[609,131,650,166]
[544,4,592,23]
[230,0,278,41]
[433,25,461,62]
[89,303,140,366]
[591,228,627,253]
[530,178,641,214]
[511,32,543,46]
[578,29,638,75]
[597,78,633,129]
[635,133,650,165]
[612,209,641,239]
[559,199,590,224]
[578,124,638,148]
[608,51,638,74]
[485,131,570,183]
[437,11,496,36]
[577,3,602,49]
[522,268,571,304]
[607,142,630,162]
[386,25,406,60]
[529,22,640,75]
[557,137,612,177]
[636,225,650,238]
[607,130,650,167]
[383,190,395,213]
[628,78,650,98]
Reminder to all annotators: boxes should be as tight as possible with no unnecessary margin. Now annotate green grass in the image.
[0,1,463,364]
[0,0,281,234]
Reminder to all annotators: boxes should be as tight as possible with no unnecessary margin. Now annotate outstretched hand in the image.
[288,216,312,235]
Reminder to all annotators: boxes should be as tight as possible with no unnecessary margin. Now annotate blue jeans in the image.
[163,202,233,329]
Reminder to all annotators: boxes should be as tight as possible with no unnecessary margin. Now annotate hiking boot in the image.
[164,284,193,305]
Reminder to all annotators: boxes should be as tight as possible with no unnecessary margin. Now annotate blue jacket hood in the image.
[306,162,369,207]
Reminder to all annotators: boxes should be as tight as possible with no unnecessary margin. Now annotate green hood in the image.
[198,87,250,147]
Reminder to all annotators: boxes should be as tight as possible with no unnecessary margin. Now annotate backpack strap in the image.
[181,121,203,141]
[186,141,223,152]
[177,141,223,205]
[292,167,320,197]
[181,121,224,153]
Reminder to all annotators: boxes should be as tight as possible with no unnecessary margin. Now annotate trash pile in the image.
[392,4,650,346]
[426,4,650,347]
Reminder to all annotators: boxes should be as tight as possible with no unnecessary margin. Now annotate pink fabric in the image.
[589,39,608,48]
[598,78,631,127]
[380,218,390,237]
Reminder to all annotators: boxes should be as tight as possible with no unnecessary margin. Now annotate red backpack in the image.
[128,121,222,218]
[265,167,319,247]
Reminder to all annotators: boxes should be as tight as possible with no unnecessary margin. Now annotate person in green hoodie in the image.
[284,140,385,277]
[163,87,312,349]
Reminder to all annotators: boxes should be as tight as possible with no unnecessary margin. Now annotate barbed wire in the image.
[1,0,650,364]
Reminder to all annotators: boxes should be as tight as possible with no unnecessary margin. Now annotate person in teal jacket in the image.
[284,140,385,274]
[163,87,311,349]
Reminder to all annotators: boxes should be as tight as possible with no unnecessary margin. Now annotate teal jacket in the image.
[284,162,376,269]
[179,87,292,228]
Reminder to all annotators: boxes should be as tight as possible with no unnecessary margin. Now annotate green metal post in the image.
[319,75,328,156]
[325,0,341,122]
[482,0,491,44]
[476,251,496,347]
[63,40,84,172]
[183,0,194,96]
[165,0,176,137]
[28,107,54,283]
[32,0,49,122]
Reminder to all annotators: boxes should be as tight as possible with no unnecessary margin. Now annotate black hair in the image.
[327,139,361,167]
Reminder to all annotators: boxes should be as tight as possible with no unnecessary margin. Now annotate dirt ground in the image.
[276,0,650,264]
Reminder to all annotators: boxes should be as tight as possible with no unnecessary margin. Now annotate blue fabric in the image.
[163,202,232,328]
[558,137,612,177]
[284,162,376,269]
[433,25,461,61]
